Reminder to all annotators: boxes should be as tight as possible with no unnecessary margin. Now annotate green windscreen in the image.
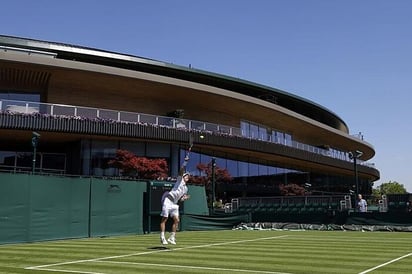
[0,173,147,244]
[89,179,146,237]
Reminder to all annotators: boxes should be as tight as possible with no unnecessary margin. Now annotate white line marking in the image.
[25,268,103,274]
[101,260,292,274]
[358,252,412,274]
[25,235,289,272]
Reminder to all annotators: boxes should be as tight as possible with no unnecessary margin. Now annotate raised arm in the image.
[179,155,189,176]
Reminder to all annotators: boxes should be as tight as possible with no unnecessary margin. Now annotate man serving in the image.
[159,156,190,245]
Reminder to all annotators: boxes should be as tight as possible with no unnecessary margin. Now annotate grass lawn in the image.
[0,230,411,273]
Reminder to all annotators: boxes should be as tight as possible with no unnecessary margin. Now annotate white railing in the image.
[0,99,372,166]
[0,99,240,135]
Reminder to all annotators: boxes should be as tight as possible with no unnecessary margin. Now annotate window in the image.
[42,153,66,172]
[0,91,40,102]
[0,151,16,170]
[241,121,249,137]
[226,159,238,177]
[90,140,117,176]
[259,127,268,141]
[16,152,37,170]
[250,124,259,139]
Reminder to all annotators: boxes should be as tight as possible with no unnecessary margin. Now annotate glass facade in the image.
[0,91,40,102]
[0,151,66,174]
[241,120,292,145]
[0,135,364,198]
[0,151,17,171]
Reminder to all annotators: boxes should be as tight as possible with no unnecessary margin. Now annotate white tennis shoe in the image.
[161,237,168,245]
[167,237,176,245]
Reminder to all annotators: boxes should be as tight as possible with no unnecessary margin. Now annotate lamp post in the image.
[211,157,216,212]
[348,150,363,210]
[31,132,40,173]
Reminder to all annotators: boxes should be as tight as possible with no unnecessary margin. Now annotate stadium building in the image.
[0,35,379,199]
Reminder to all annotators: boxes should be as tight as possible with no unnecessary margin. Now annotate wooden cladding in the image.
[0,67,51,91]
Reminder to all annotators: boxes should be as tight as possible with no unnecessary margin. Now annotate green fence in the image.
[0,173,146,244]
[89,179,146,237]
[0,174,213,244]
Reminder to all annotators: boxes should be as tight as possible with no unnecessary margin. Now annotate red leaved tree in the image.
[108,149,168,179]
[190,162,233,186]
[279,183,306,196]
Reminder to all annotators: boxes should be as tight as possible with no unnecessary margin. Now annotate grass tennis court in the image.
[0,230,411,274]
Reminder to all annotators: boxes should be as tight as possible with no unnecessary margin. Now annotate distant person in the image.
[213,198,224,209]
[159,156,190,245]
[357,194,368,212]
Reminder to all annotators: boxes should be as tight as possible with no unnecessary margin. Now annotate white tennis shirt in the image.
[166,176,188,204]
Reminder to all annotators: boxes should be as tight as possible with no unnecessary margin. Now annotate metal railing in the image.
[0,99,241,135]
[0,99,371,166]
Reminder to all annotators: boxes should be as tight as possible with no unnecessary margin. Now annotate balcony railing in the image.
[0,99,373,167]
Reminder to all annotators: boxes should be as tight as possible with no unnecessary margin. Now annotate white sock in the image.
[170,232,176,238]
[160,232,165,238]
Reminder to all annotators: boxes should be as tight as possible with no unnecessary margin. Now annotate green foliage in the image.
[374,181,408,195]
[371,187,381,199]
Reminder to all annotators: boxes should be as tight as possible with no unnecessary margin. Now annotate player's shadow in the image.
[147,246,169,250]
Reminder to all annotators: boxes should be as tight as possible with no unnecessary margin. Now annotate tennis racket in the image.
[185,133,194,159]
[189,133,194,151]
[181,133,193,172]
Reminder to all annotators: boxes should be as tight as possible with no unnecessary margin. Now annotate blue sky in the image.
[2,0,411,192]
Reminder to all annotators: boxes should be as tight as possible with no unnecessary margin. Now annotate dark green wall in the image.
[0,174,212,244]
[0,174,146,244]
[90,179,146,237]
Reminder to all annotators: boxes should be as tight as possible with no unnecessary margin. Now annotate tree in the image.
[190,162,233,207]
[108,149,168,179]
[279,183,306,196]
[373,181,408,195]
[190,162,233,186]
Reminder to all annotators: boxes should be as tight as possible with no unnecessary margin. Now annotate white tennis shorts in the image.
[160,196,179,218]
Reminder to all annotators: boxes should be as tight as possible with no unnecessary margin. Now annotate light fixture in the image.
[31,131,41,173]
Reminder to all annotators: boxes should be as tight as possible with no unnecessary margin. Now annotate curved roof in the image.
[0,35,348,132]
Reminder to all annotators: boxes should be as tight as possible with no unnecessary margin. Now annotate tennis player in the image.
[159,156,190,245]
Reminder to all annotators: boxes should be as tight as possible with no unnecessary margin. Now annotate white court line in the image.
[25,235,289,273]
[101,260,291,274]
[25,268,103,274]
[358,252,412,274]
